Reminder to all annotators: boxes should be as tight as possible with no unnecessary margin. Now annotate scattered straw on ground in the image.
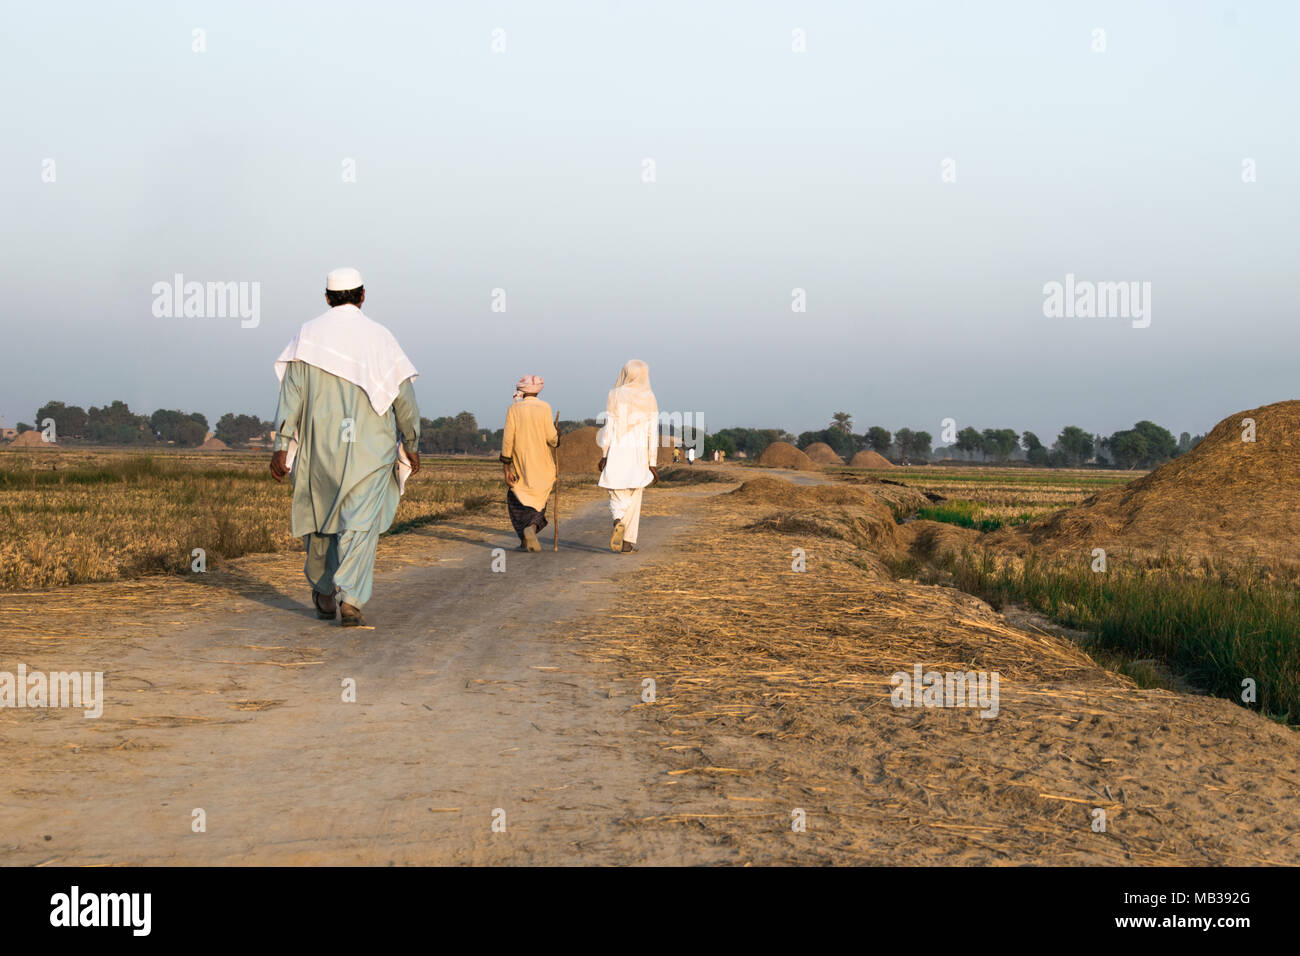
[568,476,1300,864]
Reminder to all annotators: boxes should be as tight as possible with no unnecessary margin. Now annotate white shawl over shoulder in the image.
[273,304,418,417]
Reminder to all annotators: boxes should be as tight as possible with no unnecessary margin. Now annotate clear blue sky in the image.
[2,1,1295,441]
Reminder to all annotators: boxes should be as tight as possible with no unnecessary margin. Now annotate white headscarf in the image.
[602,359,658,445]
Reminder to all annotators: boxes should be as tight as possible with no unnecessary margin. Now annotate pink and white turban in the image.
[513,374,544,401]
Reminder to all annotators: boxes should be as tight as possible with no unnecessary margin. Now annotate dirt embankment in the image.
[570,474,1300,864]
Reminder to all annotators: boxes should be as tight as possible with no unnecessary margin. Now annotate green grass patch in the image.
[917,550,1300,725]
[914,500,1038,532]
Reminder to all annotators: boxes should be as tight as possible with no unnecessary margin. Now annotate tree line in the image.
[15,400,272,447]
[14,399,1205,469]
[15,400,592,454]
[706,412,1204,469]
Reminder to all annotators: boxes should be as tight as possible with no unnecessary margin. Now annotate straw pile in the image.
[6,430,53,448]
[849,449,894,469]
[726,476,930,554]
[991,400,1300,570]
[803,442,844,465]
[730,475,928,519]
[198,437,229,451]
[756,441,818,470]
[558,426,603,476]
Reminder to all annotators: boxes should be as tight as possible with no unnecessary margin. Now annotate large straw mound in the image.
[557,426,603,476]
[731,476,928,519]
[554,428,680,478]
[803,442,844,465]
[198,437,229,451]
[757,441,818,470]
[849,449,894,469]
[729,476,929,551]
[991,400,1300,569]
[7,430,54,448]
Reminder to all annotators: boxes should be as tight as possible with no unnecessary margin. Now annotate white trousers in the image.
[607,487,644,543]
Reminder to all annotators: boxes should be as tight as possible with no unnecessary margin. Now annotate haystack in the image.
[991,400,1300,569]
[756,441,818,471]
[557,426,603,476]
[198,437,229,451]
[7,430,54,448]
[730,477,907,551]
[803,442,844,465]
[730,474,928,519]
[849,449,894,469]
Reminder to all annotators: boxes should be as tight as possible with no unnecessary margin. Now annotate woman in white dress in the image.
[598,359,659,553]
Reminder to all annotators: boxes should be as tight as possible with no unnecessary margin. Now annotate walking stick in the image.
[553,411,560,551]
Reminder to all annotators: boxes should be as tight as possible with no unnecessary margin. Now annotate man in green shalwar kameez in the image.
[269,268,422,627]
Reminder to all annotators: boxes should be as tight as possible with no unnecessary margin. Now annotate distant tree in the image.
[829,412,853,434]
[712,427,782,458]
[16,422,32,434]
[1105,430,1148,469]
[86,400,152,444]
[1054,426,1094,467]
[215,412,270,446]
[151,409,208,446]
[894,427,915,462]
[911,430,933,461]
[1021,431,1049,466]
[35,401,88,438]
[981,428,1019,462]
[1177,431,1192,455]
[954,426,984,461]
[1135,420,1177,463]
[1104,421,1176,469]
[419,411,495,455]
[751,428,789,457]
[864,426,892,454]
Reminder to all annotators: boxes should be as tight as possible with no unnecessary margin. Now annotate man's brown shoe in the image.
[340,602,366,627]
[313,590,338,620]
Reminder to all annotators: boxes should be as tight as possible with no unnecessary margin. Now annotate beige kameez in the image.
[500,396,558,511]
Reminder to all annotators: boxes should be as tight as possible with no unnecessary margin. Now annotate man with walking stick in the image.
[499,374,559,552]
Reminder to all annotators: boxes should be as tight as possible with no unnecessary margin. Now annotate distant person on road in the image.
[268,268,421,627]
[686,446,695,465]
[598,359,659,553]
[500,374,558,552]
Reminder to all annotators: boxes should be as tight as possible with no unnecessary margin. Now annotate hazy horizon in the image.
[3,1,1296,442]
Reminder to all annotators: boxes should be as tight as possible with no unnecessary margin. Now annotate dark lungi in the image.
[506,489,548,542]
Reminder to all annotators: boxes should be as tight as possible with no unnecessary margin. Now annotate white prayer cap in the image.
[326,267,363,292]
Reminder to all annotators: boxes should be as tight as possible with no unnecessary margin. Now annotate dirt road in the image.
[1,492,732,865]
